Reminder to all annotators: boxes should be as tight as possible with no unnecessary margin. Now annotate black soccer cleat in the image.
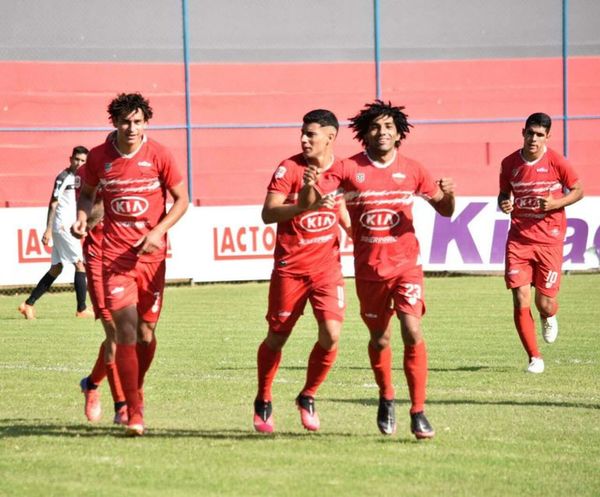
[377,398,396,435]
[410,411,435,440]
[253,399,274,433]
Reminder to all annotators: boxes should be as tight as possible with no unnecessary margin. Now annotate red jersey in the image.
[267,153,343,277]
[84,136,183,265]
[316,151,440,281]
[499,147,579,246]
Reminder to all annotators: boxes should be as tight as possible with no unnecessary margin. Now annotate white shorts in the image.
[51,226,83,265]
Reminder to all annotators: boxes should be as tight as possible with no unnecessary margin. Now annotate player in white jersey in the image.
[18,146,94,320]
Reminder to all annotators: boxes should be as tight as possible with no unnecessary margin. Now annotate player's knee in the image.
[370,333,390,350]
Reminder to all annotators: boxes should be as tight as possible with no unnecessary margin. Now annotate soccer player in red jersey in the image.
[498,112,583,374]
[75,157,127,425]
[303,101,455,439]
[254,109,349,433]
[72,93,189,436]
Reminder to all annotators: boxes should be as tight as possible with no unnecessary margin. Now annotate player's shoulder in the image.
[501,149,522,166]
[280,153,304,168]
[55,168,71,182]
[545,147,567,163]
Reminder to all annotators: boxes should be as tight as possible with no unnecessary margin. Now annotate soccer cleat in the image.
[113,405,129,425]
[253,399,274,433]
[75,308,94,318]
[377,398,396,435]
[18,302,35,320]
[125,411,144,437]
[296,394,320,432]
[541,315,558,344]
[80,377,101,422]
[527,356,545,374]
[410,411,435,440]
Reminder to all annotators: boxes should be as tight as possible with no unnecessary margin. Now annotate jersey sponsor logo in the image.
[392,172,406,185]
[104,162,112,172]
[298,211,336,233]
[110,286,124,295]
[515,196,541,211]
[536,167,548,173]
[138,161,152,168]
[110,196,149,216]
[274,166,286,179]
[359,208,400,231]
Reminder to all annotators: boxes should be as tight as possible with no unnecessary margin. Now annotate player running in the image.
[302,100,455,440]
[498,112,583,373]
[254,109,349,433]
[73,93,189,436]
[76,156,128,425]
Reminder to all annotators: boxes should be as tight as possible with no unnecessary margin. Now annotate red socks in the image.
[368,342,395,400]
[256,340,282,402]
[105,362,125,404]
[88,344,107,386]
[136,336,157,390]
[514,307,540,359]
[115,344,141,414]
[404,341,428,414]
[301,342,338,398]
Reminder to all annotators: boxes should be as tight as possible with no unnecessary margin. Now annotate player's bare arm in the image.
[538,181,584,212]
[86,196,104,231]
[42,197,58,245]
[497,191,513,214]
[430,177,456,217]
[262,192,306,224]
[136,181,189,256]
[72,183,96,239]
[338,197,352,239]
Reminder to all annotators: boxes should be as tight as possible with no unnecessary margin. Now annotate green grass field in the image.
[1,274,599,497]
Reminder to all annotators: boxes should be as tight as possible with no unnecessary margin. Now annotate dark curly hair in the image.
[107,92,153,123]
[348,100,412,148]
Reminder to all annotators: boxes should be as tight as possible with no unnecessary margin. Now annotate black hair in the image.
[525,112,552,132]
[303,109,339,131]
[348,100,412,148]
[71,145,89,156]
[107,92,154,123]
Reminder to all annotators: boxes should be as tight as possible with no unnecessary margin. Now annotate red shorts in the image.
[83,245,111,321]
[266,269,345,334]
[355,265,426,333]
[103,259,166,323]
[505,240,563,297]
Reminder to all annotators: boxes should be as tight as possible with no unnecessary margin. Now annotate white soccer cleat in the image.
[541,315,558,344]
[526,357,545,374]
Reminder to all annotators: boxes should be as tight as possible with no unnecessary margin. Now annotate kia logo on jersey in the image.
[515,196,541,210]
[299,212,336,232]
[360,209,400,231]
[110,196,149,216]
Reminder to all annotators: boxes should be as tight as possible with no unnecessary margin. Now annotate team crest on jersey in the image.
[104,162,112,172]
[274,166,287,179]
[74,175,81,188]
[356,172,365,183]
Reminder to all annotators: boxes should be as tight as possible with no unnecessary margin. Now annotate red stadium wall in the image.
[0,57,598,207]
